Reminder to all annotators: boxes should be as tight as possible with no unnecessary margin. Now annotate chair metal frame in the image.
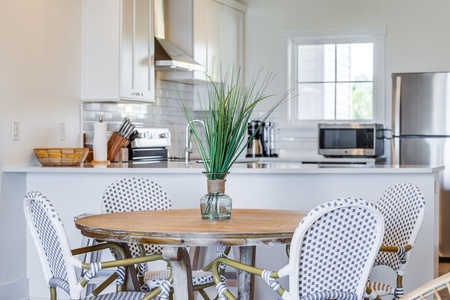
[24,190,170,300]
[365,183,426,300]
[102,177,229,299]
[211,197,385,300]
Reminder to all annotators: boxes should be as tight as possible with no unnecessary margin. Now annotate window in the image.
[280,27,385,126]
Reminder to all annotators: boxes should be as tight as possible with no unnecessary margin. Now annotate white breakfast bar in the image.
[1,161,443,300]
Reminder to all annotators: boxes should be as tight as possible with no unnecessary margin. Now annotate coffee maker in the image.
[246,121,264,157]
[246,121,277,158]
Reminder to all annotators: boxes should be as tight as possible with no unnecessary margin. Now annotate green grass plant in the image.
[179,66,289,180]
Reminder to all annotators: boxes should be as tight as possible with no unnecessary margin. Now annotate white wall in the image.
[0,1,82,170]
[0,1,81,297]
[4,0,450,168]
[240,0,450,157]
[244,0,450,127]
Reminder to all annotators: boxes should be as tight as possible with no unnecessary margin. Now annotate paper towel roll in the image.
[93,119,108,162]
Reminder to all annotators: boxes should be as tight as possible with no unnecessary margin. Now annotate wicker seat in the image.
[24,191,168,300]
[211,197,385,300]
[365,183,426,300]
[102,177,228,299]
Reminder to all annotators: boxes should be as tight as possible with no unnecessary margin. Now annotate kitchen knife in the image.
[117,118,129,135]
[128,130,139,142]
[119,122,132,138]
[123,124,135,139]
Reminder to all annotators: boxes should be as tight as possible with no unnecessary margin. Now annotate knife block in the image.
[107,132,128,162]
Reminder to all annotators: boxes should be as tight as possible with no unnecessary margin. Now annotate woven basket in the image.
[34,148,89,166]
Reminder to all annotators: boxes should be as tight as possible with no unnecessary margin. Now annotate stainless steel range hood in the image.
[154,0,203,72]
[154,37,204,72]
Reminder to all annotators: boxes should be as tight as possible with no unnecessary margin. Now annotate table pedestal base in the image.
[162,247,195,300]
[238,246,256,300]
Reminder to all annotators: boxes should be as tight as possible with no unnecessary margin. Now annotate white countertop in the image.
[3,158,444,175]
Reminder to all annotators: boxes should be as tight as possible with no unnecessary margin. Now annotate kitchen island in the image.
[2,161,443,300]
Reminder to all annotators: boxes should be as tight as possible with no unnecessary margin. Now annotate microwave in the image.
[318,123,384,157]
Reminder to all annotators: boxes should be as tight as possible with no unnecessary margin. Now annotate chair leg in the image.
[395,273,404,299]
[50,287,57,300]
[190,246,202,270]
[198,288,211,300]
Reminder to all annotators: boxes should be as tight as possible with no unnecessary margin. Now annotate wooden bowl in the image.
[33,148,89,166]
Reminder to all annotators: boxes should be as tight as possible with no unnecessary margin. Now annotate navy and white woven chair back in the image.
[288,198,384,300]
[24,191,77,297]
[102,177,172,257]
[374,183,425,271]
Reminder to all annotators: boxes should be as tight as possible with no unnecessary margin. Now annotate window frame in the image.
[278,26,386,128]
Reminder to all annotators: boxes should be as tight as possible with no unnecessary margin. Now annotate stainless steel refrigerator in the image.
[391,72,450,258]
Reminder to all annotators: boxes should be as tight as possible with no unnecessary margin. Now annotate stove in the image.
[129,128,171,162]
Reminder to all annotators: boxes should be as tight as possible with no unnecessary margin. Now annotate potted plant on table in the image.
[179,67,289,220]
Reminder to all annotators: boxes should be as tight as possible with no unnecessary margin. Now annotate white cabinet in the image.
[194,0,245,82]
[81,0,155,102]
[163,0,246,83]
[121,0,155,101]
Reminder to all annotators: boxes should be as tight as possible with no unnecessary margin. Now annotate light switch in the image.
[59,122,66,141]
[11,121,19,141]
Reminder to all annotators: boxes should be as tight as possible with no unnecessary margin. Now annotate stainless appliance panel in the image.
[395,72,450,136]
[392,72,450,258]
[402,137,450,257]
[400,138,446,166]
[318,123,384,157]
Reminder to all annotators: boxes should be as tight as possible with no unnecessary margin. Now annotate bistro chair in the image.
[365,183,426,300]
[23,191,169,300]
[400,271,450,300]
[102,177,229,299]
[211,197,385,300]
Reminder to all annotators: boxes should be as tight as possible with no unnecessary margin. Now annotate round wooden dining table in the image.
[75,208,306,300]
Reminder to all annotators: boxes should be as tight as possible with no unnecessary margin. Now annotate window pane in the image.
[298,44,335,82]
[296,42,374,121]
[352,82,373,119]
[350,43,373,82]
[336,44,351,82]
[297,83,336,120]
[323,44,336,82]
[336,82,352,119]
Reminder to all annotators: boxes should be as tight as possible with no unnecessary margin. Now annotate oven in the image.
[129,128,171,162]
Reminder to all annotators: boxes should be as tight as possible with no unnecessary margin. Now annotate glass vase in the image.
[200,172,232,220]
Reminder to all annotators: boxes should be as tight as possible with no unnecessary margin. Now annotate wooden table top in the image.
[75,208,306,247]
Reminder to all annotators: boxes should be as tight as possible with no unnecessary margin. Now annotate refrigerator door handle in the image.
[391,75,402,165]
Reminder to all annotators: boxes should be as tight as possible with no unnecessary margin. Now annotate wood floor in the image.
[440,262,450,276]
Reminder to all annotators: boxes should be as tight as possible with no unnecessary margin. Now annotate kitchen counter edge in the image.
[2,163,445,175]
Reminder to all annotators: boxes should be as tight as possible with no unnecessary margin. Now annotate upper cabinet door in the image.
[120,0,155,101]
[195,0,245,82]
[162,0,246,83]
[81,0,120,101]
[81,0,155,102]
[219,3,245,73]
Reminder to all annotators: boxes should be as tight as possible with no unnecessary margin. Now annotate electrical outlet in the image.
[59,122,66,141]
[11,121,19,141]
[216,246,226,252]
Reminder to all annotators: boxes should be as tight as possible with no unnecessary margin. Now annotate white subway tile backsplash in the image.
[302,140,318,150]
[82,79,318,159]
